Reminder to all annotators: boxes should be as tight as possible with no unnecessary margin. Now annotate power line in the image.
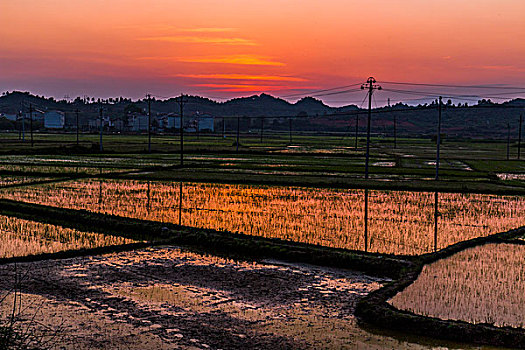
[280,82,364,98]
[310,88,364,98]
[381,87,525,101]
[358,92,369,109]
[379,81,525,90]
[139,81,524,105]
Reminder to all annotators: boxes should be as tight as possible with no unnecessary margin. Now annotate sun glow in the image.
[0,0,523,100]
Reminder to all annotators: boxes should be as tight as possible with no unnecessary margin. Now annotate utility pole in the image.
[355,113,359,148]
[176,94,187,166]
[64,111,67,142]
[18,111,21,140]
[75,109,79,146]
[236,116,240,152]
[99,107,103,152]
[434,96,443,252]
[362,77,381,180]
[260,117,264,143]
[196,116,200,140]
[436,97,442,181]
[518,113,522,160]
[360,77,381,252]
[29,104,33,147]
[21,108,25,141]
[507,122,511,161]
[389,98,397,149]
[289,117,292,144]
[222,117,226,139]
[147,94,152,153]
[393,115,397,149]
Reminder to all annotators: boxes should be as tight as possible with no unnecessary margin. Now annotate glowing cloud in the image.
[138,36,256,45]
[177,55,285,66]
[1,0,524,100]
[177,74,306,82]
[481,65,525,72]
[194,83,293,92]
[179,27,236,33]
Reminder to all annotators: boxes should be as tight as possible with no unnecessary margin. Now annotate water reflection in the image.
[179,181,183,226]
[98,167,103,206]
[434,191,438,252]
[146,181,151,211]
[389,243,525,328]
[1,180,523,255]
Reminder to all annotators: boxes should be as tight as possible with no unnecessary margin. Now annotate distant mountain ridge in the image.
[0,91,352,117]
[1,91,523,138]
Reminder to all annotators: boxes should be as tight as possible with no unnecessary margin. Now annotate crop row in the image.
[0,180,523,255]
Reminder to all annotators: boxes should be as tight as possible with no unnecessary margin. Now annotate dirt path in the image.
[0,246,485,349]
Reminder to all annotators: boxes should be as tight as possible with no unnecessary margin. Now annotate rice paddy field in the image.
[0,215,137,258]
[1,179,524,255]
[0,140,524,349]
[1,164,117,175]
[389,243,525,328]
[0,154,164,169]
[0,246,487,350]
[0,175,56,187]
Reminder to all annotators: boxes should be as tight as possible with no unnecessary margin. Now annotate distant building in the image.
[186,113,214,132]
[1,113,17,121]
[159,113,214,132]
[88,116,113,131]
[44,111,65,129]
[128,115,149,132]
[162,114,181,130]
[112,117,126,132]
[195,114,214,132]
[26,111,44,122]
[87,119,99,130]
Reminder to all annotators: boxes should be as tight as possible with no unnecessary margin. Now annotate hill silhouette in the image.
[0,91,523,138]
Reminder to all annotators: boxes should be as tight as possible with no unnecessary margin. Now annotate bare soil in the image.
[0,246,480,349]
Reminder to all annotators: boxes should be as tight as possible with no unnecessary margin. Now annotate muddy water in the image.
[0,247,492,349]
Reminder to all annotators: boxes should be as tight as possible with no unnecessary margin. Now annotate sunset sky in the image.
[1,0,524,105]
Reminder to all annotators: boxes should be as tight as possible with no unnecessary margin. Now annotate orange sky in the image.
[1,0,524,105]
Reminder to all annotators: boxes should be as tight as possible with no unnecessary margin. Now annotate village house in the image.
[1,113,18,121]
[161,113,181,130]
[193,113,214,132]
[127,114,149,132]
[88,116,113,131]
[44,111,65,129]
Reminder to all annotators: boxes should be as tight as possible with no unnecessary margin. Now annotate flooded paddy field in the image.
[0,164,132,176]
[0,154,168,169]
[0,151,497,184]
[389,243,525,329]
[0,246,488,350]
[0,175,57,187]
[0,214,138,258]
[2,179,523,255]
